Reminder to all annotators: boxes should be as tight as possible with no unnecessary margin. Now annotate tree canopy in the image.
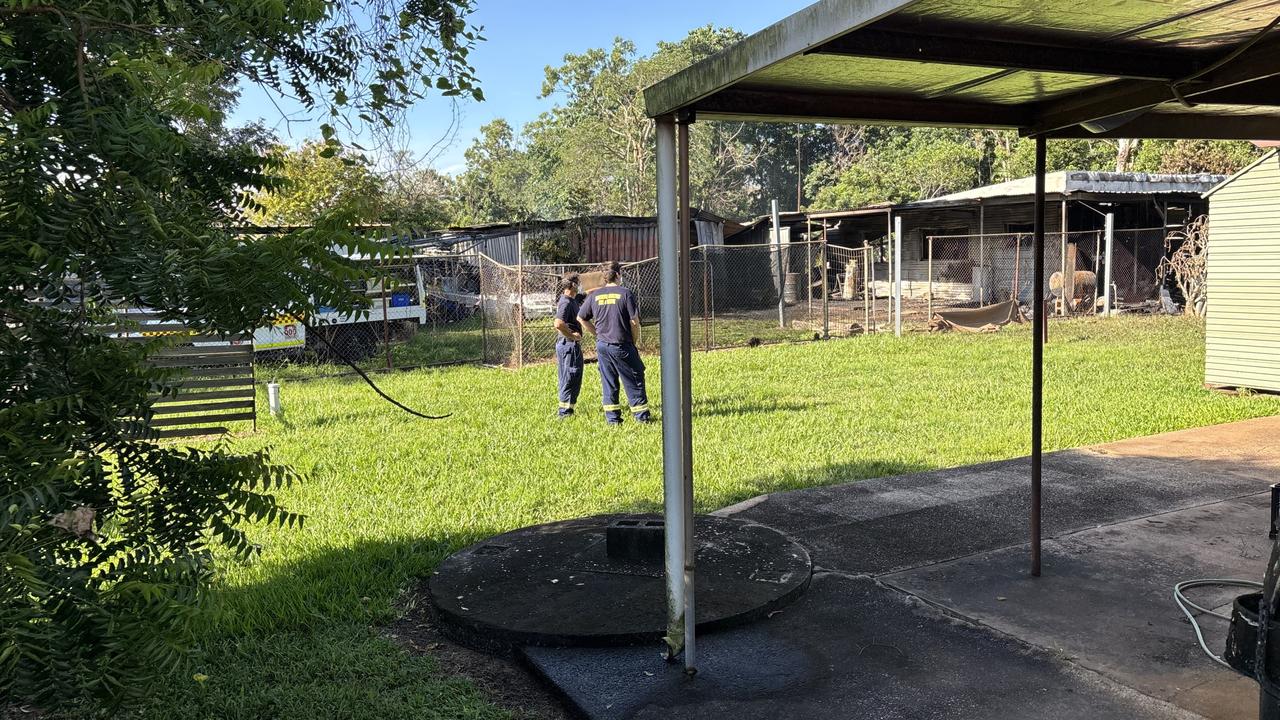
[448,27,1263,223]
[0,0,481,708]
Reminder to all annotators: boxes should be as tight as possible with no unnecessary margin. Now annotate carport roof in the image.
[643,0,1280,139]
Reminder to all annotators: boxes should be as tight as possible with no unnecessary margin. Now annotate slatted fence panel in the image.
[112,311,257,439]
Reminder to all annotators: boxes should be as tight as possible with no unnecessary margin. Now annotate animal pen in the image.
[917,226,1170,327]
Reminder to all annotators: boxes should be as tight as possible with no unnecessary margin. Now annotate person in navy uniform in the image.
[577,261,650,425]
[552,272,585,418]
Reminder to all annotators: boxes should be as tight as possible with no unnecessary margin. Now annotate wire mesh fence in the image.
[920,228,1170,330]
[256,254,484,381]
[252,228,1172,378]
[476,241,860,368]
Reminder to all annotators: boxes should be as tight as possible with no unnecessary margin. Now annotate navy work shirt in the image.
[556,294,582,338]
[579,284,639,345]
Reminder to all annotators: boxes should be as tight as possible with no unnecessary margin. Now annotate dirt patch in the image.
[389,589,571,720]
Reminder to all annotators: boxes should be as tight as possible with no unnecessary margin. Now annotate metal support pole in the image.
[894,215,903,337]
[516,233,525,370]
[1104,213,1115,317]
[979,204,986,307]
[1031,136,1047,578]
[806,217,813,319]
[773,199,784,329]
[866,237,874,330]
[821,241,830,339]
[1059,200,1068,316]
[655,117,690,669]
[676,117,696,674]
[927,236,933,322]
[382,264,392,370]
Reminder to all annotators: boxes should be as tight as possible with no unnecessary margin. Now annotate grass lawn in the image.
[108,315,1276,719]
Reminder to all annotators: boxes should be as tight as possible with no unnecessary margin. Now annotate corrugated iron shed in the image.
[905,171,1226,208]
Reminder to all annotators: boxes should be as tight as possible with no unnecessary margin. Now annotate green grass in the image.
[110,315,1277,719]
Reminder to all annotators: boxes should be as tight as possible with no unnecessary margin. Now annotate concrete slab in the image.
[723,447,1269,576]
[523,574,1197,720]
[526,417,1280,719]
[884,494,1269,720]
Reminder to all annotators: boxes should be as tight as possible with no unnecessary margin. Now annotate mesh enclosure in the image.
[919,230,1128,328]
[256,254,484,380]
[476,241,841,368]
[1109,227,1169,306]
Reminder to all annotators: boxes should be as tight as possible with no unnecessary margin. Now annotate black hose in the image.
[302,320,451,420]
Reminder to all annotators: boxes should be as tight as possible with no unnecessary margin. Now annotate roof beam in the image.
[811,28,1205,81]
[1043,113,1280,140]
[643,0,919,118]
[692,87,1030,127]
[1026,36,1280,135]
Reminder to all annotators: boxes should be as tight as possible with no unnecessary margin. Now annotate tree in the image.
[254,142,387,225]
[1132,140,1263,175]
[381,163,458,231]
[453,27,763,223]
[809,128,983,209]
[0,0,481,709]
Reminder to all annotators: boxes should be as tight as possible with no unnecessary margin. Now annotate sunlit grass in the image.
[119,315,1277,720]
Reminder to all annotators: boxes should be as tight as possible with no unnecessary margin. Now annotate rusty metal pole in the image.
[1031,135,1047,578]
[676,116,696,674]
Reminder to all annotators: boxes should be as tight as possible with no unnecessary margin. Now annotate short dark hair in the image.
[596,261,621,283]
[557,272,580,294]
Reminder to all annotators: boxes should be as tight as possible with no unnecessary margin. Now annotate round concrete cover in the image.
[428,514,811,649]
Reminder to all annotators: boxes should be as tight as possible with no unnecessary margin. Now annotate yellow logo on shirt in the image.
[597,293,622,306]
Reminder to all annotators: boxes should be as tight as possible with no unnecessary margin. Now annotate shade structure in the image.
[646,0,1280,673]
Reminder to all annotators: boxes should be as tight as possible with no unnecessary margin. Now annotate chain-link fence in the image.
[477,241,864,368]
[920,228,1170,329]
[256,254,484,381]
[250,227,1176,378]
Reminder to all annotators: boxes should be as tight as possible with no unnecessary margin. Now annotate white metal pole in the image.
[979,204,986,307]
[894,215,903,337]
[655,118,689,666]
[773,199,784,328]
[1104,212,1115,317]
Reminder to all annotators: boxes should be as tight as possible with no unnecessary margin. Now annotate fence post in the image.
[927,236,933,323]
[1104,213,1115,317]
[382,260,392,370]
[894,215,903,337]
[806,218,813,320]
[773,199,784,329]
[821,241,829,339]
[516,232,525,370]
[701,246,711,352]
[978,232,986,307]
[863,246,870,332]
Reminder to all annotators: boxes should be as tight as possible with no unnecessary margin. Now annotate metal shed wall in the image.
[1205,151,1280,392]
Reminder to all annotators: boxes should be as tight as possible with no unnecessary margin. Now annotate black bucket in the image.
[1227,593,1263,678]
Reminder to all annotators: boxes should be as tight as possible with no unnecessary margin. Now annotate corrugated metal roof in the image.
[905,171,1226,207]
[643,0,1280,140]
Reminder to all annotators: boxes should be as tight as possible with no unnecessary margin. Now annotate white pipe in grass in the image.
[267,381,282,418]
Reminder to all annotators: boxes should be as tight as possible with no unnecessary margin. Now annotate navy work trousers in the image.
[595,341,650,423]
[556,338,584,417]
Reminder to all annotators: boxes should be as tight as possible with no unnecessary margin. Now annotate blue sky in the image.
[228,1,812,174]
